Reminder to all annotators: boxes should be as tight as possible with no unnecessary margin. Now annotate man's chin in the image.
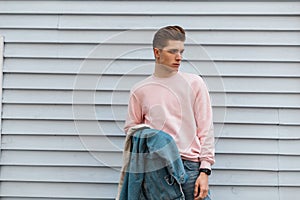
[168,65,180,70]
[160,64,180,72]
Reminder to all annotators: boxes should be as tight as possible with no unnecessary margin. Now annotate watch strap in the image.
[199,168,211,176]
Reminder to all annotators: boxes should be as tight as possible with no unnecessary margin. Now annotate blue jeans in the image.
[181,160,212,200]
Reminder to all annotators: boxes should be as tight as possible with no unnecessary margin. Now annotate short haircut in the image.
[152,25,186,49]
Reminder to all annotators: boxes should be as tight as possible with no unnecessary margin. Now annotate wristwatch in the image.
[199,168,211,176]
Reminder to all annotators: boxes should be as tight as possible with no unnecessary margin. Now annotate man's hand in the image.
[194,172,209,200]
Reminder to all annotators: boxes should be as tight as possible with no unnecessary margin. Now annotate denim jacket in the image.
[117,126,188,200]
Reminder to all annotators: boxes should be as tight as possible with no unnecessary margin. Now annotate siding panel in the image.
[4,74,300,93]
[2,119,124,136]
[59,15,300,30]
[1,1,299,15]
[210,186,279,200]
[211,170,278,186]
[0,14,300,30]
[2,104,283,125]
[0,150,122,167]
[0,182,117,199]
[1,29,300,45]
[214,154,278,171]
[279,172,300,186]
[4,58,300,77]
[5,43,300,61]
[0,166,120,183]
[0,0,299,199]
[1,135,124,152]
[1,15,299,30]
[280,187,300,199]
[0,15,59,29]
[4,90,299,108]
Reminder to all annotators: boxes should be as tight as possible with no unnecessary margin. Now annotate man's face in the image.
[154,40,185,71]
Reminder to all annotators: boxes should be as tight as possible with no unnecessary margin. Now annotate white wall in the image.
[0,1,300,199]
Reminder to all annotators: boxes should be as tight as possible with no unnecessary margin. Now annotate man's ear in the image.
[153,48,160,59]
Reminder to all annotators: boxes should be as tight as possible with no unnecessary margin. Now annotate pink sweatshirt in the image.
[124,71,215,169]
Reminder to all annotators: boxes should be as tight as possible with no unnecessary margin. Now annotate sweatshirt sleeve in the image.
[193,77,215,169]
[124,90,143,133]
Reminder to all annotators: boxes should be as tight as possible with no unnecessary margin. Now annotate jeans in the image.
[181,160,212,200]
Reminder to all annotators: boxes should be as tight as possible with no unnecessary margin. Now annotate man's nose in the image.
[175,53,182,60]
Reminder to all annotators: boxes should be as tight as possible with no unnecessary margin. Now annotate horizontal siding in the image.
[210,186,280,200]
[0,0,300,199]
[1,135,293,156]
[1,15,300,30]
[0,182,117,199]
[3,103,300,125]
[0,166,120,183]
[3,149,279,170]
[2,120,124,136]
[4,43,300,61]
[1,135,124,152]
[3,74,300,92]
[3,58,300,77]
[2,120,299,139]
[0,167,294,187]
[1,1,299,15]
[3,90,300,108]
[3,150,298,172]
[1,29,300,45]
[0,150,122,167]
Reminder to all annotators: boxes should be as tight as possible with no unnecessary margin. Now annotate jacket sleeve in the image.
[124,91,143,133]
[193,78,215,169]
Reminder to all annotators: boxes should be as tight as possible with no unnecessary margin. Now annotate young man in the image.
[124,25,215,200]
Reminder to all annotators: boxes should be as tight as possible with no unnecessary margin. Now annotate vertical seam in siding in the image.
[0,35,4,196]
[277,108,280,200]
[0,36,3,146]
[277,126,280,200]
[57,14,61,30]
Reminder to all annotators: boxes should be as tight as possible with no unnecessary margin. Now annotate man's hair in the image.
[152,25,186,49]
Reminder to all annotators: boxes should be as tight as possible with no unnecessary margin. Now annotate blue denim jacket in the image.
[119,128,188,200]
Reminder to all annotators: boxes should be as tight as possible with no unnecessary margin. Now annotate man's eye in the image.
[169,50,178,54]
[167,49,184,55]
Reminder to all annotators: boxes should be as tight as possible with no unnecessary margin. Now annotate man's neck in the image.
[153,63,178,78]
